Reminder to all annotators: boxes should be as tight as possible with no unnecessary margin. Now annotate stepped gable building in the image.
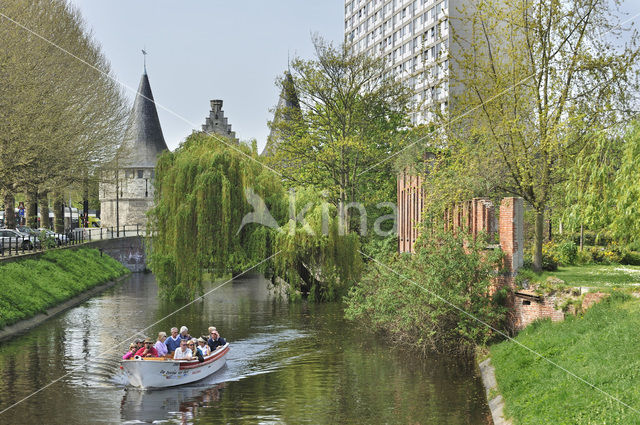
[99,70,169,228]
[202,99,238,142]
[261,71,300,157]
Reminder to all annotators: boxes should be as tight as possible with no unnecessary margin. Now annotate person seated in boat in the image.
[122,343,137,360]
[135,339,144,351]
[135,338,159,358]
[173,339,192,360]
[179,326,192,341]
[208,329,227,352]
[165,327,181,353]
[189,338,205,362]
[198,336,210,356]
[155,332,168,357]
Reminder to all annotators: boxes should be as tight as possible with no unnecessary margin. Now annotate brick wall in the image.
[512,290,565,329]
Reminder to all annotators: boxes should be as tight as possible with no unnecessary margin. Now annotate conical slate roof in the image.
[262,71,301,157]
[120,72,168,168]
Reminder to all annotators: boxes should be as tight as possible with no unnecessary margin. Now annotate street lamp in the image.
[116,169,120,238]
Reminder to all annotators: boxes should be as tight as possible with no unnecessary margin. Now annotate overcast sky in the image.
[65,1,640,153]
[68,0,344,152]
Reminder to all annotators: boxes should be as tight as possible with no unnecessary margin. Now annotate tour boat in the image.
[122,343,230,388]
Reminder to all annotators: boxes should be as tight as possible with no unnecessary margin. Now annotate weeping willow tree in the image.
[273,186,363,302]
[149,133,362,301]
[149,133,286,300]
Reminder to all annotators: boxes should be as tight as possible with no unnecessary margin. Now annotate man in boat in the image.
[135,338,159,357]
[208,329,227,352]
[165,327,181,353]
[173,339,193,360]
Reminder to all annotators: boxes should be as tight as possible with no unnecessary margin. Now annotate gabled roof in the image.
[120,72,168,168]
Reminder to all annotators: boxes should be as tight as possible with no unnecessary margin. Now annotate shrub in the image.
[576,249,594,265]
[621,251,640,266]
[541,242,559,271]
[345,229,507,357]
[555,240,578,265]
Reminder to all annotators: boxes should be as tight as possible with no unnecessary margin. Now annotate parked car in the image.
[0,228,38,251]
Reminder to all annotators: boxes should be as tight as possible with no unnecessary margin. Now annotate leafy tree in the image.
[0,0,127,229]
[563,123,640,246]
[440,0,640,271]
[150,133,365,301]
[273,186,363,301]
[149,133,285,300]
[267,36,412,231]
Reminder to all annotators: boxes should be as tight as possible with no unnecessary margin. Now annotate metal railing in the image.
[0,224,146,259]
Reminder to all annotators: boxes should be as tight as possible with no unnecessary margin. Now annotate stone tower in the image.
[99,70,168,228]
[202,99,237,141]
[262,71,300,157]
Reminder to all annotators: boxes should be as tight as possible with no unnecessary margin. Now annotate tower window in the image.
[137,170,143,178]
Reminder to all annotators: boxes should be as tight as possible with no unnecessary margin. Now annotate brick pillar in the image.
[499,197,524,277]
[463,200,472,232]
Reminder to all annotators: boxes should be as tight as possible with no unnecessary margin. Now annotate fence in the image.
[0,225,147,259]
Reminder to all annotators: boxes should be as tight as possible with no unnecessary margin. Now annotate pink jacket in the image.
[122,351,135,360]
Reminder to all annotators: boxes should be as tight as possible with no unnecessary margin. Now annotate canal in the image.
[0,273,491,424]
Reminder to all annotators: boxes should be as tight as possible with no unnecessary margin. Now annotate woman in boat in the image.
[155,332,168,357]
[198,336,210,356]
[188,339,205,362]
[173,339,193,360]
[122,343,137,360]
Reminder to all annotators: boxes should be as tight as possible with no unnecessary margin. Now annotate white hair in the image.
[171,327,178,332]
[180,326,188,334]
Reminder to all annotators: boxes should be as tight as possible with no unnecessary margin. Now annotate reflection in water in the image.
[0,273,490,424]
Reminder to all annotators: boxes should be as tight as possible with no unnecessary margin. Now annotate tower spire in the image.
[141,48,147,74]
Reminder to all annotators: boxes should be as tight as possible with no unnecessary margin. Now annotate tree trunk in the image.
[26,189,38,228]
[53,192,64,234]
[39,191,50,229]
[3,192,16,229]
[580,224,584,251]
[533,209,544,272]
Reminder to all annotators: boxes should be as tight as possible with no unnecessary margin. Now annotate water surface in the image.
[0,273,490,424]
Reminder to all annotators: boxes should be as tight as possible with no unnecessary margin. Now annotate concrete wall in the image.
[84,236,148,272]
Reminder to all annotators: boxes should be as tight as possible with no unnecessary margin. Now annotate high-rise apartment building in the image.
[344,0,454,125]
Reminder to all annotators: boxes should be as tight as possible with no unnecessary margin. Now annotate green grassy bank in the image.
[490,293,640,424]
[0,249,129,329]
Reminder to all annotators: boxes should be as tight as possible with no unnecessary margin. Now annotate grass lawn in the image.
[490,293,640,424]
[0,248,129,328]
[533,264,640,288]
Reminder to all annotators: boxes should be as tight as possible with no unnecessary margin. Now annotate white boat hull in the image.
[122,343,229,388]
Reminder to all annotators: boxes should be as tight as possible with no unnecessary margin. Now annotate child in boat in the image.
[122,343,137,360]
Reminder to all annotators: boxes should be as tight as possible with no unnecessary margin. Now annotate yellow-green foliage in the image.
[274,187,363,301]
[149,133,287,300]
[0,249,129,328]
[149,133,365,302]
